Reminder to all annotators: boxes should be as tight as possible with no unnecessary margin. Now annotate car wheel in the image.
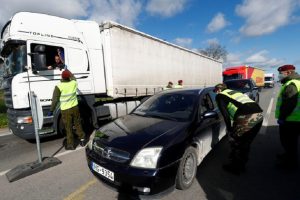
[176,146,198,190]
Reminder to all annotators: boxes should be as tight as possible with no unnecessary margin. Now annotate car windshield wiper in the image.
[144,113,178,121]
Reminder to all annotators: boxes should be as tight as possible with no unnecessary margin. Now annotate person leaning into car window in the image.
[214,83,263,175]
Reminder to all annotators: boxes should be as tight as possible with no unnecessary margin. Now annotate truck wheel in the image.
[176,146,197,190]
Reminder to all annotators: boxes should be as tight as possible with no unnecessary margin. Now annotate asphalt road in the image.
[1,85,300,200]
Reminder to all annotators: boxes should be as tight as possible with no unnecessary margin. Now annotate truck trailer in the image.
[0,12,222,140]
[223,65,265,87]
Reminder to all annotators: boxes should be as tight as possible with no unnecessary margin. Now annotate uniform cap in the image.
[277,64,295,72]
[178,80,183,83]
[168,81,173,85]
[62,70,71,79]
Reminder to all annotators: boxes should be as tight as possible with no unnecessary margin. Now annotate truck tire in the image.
[176,146,198,190]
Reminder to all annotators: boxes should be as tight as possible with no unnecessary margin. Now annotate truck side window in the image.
[68,48,88,72]
[30,44,65,70]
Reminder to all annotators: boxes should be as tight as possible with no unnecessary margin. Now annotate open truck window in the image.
[30,44,65,70]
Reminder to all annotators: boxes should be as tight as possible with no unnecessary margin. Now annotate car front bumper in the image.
[86,148,180,196]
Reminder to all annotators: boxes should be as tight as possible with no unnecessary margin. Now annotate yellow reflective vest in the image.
[57,80,78,111]
[220,89,255,120]
[174,84,183,89]
[275,79,300,121]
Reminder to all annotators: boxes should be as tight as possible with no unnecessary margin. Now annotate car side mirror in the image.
[29,45,47,71]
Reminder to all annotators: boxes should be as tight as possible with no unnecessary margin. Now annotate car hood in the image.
[94,114,188,152]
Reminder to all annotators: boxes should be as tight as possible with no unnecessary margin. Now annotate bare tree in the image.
[198,43,227,61]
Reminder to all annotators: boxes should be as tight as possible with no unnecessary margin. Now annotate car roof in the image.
[160,87,214,95]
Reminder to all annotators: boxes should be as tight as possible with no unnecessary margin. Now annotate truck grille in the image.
[93,141,130,163]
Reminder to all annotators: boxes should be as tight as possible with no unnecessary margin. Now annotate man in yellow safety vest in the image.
[275,64,300,169]
[49,69,86,150]
[214,83,263,175]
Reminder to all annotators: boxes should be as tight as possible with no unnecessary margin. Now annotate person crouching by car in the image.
[214,83,263,175]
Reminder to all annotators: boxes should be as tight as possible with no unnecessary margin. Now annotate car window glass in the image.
[134,93,197,121]
[199,93,214,114]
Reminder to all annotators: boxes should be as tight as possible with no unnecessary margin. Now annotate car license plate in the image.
[92,162,114,181]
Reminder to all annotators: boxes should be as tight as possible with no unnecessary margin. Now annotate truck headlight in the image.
[17,116,33,124]
[130,147,162,169]
[87,131,96,150]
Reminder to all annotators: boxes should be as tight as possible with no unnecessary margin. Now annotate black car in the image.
[85,88,226,196]
[224,79,260,103]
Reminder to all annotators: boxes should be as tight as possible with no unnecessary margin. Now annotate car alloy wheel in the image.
[176,146,197,190]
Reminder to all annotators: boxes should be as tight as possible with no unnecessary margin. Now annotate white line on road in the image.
[260,89,277,135]
[0,132,12,137]
[0,146,85,177]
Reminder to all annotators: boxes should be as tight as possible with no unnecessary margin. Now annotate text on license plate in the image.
[92,162,114,181]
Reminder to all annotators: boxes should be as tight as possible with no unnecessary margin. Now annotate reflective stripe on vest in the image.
[220,89,255,120]
[275,79,300,121]
[57,80,78,110]
[174,85,183,89]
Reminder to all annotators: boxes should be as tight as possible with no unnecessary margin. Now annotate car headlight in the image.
[130,147,162,169]
[87,131,96,150]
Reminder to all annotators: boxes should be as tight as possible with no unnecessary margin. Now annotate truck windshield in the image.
[223,74,242,81]
[265,77,273,81]
[2,45,27,77]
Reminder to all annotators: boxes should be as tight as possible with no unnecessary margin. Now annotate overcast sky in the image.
[1,0,300,74]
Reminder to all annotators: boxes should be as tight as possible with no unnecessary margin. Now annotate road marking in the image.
[0,146,85,177]
[260,89,277,135]
[0,169,10,176]
[0,132,12,137]
[64,178,97,200]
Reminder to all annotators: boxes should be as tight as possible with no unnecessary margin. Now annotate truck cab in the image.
[0,12,104,139]
[264,73,275,88]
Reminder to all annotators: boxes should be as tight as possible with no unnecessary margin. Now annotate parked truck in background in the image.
[223,65,265,87]
[264,73,275,88]
[0,12,222,140]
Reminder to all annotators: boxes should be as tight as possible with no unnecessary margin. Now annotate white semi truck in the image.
[0,12,222,140]
[264,73,275,88]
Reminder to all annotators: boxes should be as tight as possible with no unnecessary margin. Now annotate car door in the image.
[193,89,222,162]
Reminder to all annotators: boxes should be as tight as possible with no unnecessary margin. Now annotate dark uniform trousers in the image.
[61,106,85,146]
[279,122,300,164]
[228,120,263,168]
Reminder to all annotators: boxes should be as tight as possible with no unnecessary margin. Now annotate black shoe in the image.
[65,145,75,150]
[79,139,88,147]
[222,163,245,175]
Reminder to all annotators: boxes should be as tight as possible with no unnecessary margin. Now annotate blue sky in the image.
[1,0,300,74]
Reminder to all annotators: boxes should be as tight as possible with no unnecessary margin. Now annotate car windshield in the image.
[133,92,197,121]
[225,80,251,92]
[2,44,27,77]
